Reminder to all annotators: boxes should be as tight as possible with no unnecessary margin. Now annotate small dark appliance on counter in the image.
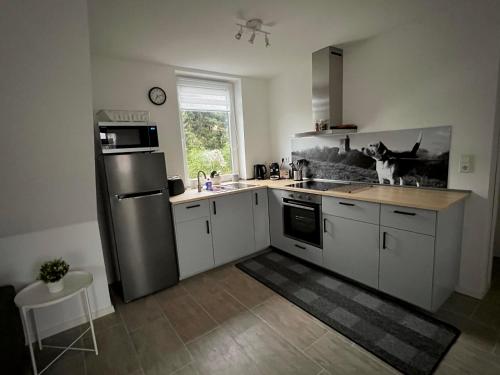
[269,162,280,180]
[168,176,185,196]
[254,164,267,180]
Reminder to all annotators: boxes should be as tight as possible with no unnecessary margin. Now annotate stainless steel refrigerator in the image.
[103,152,178,302]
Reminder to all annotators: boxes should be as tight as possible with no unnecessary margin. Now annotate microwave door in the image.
[100,124,156,153]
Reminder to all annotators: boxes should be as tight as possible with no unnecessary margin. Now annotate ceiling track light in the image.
[234,18,271,47]
[234,25,242,40]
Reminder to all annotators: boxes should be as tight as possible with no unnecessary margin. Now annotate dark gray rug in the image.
[236,250,459,375]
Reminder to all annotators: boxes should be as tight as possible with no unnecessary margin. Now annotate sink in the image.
[213,182,256,192]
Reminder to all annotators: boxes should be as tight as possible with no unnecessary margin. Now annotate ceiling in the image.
[88,0,456,78]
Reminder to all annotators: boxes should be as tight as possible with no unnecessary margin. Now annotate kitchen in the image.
[1,1,500,374]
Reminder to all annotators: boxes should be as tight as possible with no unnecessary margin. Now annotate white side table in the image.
[14,271,99,375]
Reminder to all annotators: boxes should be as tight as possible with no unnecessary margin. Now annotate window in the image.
[177,77,239,180]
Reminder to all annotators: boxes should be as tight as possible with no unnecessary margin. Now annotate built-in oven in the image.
[283,192,322,248]
[98,122,159,154]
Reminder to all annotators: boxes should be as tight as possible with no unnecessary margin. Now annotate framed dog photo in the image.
[291,126,451,188]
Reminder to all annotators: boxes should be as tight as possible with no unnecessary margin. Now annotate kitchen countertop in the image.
[169,183,266,205]
[169,179,470,211]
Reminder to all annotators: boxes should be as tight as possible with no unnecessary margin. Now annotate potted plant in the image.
[39,258,70,293]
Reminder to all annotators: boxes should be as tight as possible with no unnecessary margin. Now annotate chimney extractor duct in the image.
[312,46,343,128]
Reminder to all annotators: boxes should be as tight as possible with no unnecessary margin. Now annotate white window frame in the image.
[176,76,240,186]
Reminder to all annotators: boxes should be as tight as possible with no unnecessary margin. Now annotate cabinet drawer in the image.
[380,205,436,235]
[279,238,323,267]
[322,196,380,224]
[173,200,210,223]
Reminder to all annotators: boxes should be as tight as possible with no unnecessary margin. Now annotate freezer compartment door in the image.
[110,190,178,302]
[104,152,168,195]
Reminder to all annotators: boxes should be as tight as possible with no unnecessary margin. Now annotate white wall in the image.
[491,60,500,259]
[91,56,186,177]
[0,0,112,338]
[90,56,271,180]
[0,222,114,339]
[240,78,272,177]
[269,4,500,298]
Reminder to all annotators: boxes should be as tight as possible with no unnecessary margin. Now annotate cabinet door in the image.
[175,217,214,280]
[210,191,255,266]
[252,189,270,251]
[379,226,435,310]
[323,214,379,289]
[268,189,287,249]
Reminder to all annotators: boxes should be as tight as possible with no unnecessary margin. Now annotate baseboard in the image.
[28,305,115,343]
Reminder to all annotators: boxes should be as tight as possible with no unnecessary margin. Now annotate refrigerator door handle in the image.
[115,189,165,200]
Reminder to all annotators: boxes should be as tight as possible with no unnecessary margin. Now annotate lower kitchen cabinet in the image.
[379,226,435,310]
[252,188,270,251]
[323,214,379,289]
[210,191,255,266]
[175,216,214,280]
[268,189,287,249]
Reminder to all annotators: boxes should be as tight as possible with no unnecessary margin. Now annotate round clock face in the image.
[148,87,167,105]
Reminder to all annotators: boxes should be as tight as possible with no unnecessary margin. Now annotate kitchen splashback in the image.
[291,126,451,188]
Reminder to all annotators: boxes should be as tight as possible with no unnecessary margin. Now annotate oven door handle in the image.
[282,202,316,211]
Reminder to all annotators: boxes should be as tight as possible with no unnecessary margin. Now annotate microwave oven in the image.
[98,122,159,154]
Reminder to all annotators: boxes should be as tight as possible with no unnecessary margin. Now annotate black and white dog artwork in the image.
[362,132,423,186]
[291,126,451,188]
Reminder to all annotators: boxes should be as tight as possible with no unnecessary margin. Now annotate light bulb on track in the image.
[235,26,242,40]
[249,32,256,44]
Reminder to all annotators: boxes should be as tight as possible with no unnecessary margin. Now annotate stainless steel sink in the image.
[213,182,256,192]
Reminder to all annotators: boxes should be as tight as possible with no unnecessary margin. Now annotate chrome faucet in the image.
[197,170,207,192]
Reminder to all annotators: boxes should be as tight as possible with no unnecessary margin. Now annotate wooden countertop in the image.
[170,179,469,211]
[169,183,266,205]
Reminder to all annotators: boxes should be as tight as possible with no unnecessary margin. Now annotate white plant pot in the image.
[47,279,64,294]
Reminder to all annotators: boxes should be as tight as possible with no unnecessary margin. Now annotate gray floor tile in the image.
[85,324,141,375]
[439,292,479,317]
[305,332,394,374]
[252,295,327,349]
[157,291,217,343]
[117,295,163,332]
[130,318,191,375]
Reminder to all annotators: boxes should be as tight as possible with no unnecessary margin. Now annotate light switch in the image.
[459,154,473,173]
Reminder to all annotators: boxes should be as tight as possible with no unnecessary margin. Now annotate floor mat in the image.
[236,250,459,375]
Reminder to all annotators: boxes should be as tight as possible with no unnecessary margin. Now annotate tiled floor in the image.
[27,256,500,375]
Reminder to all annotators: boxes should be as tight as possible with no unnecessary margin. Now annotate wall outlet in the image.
[459,154,473,173]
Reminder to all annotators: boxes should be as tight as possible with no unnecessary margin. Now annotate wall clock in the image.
[148,87,167,105]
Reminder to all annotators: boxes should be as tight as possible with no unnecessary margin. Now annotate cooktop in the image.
[286,181,350,191]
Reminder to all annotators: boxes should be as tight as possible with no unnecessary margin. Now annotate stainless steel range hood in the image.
[296,46,351,138]
[313,46,343,127]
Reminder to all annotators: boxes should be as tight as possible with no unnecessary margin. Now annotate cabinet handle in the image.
[213,201,217,215]
[206,220,210,234]
[339,201,355,206]
[323,218,327,233]
[186,204,201,209]
[382,231,387,249]
[294,244,306,250]
[393,210,416,216]
[255,192,259,206]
